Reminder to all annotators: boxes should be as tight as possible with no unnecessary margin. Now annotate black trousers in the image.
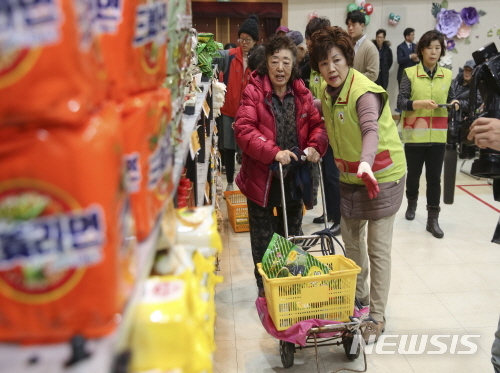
[225,149,235,183]
[247,198,303,288]
[404,143,445,206]
[321,145,341,224]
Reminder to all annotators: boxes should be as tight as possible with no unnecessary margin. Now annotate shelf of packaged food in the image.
[172,81,211,189]
[195,123,215,206]
[113,81,213,359]
[0,81,213,373]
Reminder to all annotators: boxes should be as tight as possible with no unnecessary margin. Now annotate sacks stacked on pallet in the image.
[0,0,175,344]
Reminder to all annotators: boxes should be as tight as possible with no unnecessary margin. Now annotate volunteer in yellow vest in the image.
[397,30,454,239]
[309,26,406,344]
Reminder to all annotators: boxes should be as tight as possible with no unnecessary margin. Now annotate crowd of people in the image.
[215,12,493,349]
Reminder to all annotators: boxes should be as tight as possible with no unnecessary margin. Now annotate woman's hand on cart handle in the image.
[357,161,379,199]
[304,147,320,163]
[275,150,298,165]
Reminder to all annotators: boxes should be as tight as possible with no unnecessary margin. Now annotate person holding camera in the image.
[397,30,453,238]
[468,116,500,372]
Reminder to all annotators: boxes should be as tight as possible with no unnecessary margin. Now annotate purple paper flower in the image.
[446,39,456,50]
[461,7,479,26]
[435,9,462,39]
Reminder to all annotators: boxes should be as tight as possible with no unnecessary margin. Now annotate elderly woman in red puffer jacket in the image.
[234,35,328,296]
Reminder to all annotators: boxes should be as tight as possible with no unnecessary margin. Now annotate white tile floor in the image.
[214,160,500,373]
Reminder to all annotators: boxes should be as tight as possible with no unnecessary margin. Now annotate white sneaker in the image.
[226,183,234,191]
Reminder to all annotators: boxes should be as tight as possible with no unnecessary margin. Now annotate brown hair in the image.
[305,16,331,40]
[416,30,446,62]
[256,35,301,81]
[308,26,354,72]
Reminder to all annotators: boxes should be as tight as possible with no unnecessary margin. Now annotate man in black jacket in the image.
[373,29,393,90]
[397,28,419,87]
[450,59,482,118]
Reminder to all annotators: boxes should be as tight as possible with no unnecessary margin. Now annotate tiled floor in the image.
[214,160,499,373]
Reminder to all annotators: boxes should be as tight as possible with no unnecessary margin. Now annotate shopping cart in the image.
[256,161,369,372]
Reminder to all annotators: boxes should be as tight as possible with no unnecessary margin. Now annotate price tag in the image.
[202,99,210,118]
[190,129,201,158]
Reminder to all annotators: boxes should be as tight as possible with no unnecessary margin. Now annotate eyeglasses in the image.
[239,38,253,44]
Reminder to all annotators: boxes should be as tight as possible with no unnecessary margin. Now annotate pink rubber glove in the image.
[357,161,380,199]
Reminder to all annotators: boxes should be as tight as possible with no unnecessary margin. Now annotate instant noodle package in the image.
[122,88,173,241]
[0,0,106,126]
[101,0,169,101]
[0,103,126,344]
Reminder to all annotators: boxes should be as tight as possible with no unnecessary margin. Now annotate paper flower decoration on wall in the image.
[439,54,453,70]
[431,0,486,53]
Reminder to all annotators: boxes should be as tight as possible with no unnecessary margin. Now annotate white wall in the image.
[287,0,497,112]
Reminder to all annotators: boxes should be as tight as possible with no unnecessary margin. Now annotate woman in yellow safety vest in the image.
[309,26,406,344]
[397,30,454,239]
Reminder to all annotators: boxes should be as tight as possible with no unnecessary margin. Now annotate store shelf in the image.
[196,134,212,206]
[172,81,211,189]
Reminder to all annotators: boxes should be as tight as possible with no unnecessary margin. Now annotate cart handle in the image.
[279,159,328,240]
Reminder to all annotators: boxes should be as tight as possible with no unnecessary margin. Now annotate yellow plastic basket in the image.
[223,191,306,233]
[224,190,249,233]
[257,255,361,331]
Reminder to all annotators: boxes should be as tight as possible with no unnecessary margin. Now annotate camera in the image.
[443,42,500,243]
[443,42,500,203]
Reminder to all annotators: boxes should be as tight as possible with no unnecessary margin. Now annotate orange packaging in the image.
[0,103,125,344]
[0,0,106,126]
[122,88,173,241]
[101,0,168,101]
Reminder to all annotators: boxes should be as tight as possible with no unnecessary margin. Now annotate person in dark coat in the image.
[373,29,393,90]
[449,59,482,119]
[397,28,419,87]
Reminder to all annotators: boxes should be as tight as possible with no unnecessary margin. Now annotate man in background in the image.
[276,26,289,36]
[286,30,307,68]
[373,29,393,90]
[346,10,379,82]
[449,59,482,119]
[397,27,419,87]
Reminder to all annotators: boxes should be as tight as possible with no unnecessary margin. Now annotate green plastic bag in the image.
[261,234,330,279]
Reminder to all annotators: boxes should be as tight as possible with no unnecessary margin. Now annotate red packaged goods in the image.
[0,0,106,126]
[101,0,168,100]
[122,88,173,241]
[0,103,125,344]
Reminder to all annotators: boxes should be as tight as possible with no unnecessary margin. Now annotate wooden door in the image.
[193,16,216,35]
